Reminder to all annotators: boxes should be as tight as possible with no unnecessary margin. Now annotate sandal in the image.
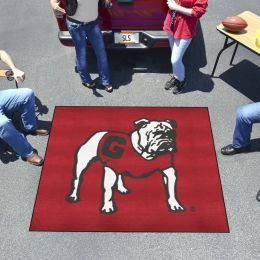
[82,82,96,89]
[104,85,113,93]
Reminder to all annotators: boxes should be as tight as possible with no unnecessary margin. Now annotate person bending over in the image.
[221,102,260,202]
[0,50,48,166]
[221,102,260,155]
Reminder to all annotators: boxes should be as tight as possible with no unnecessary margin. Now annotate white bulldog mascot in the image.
[66,118,185,213]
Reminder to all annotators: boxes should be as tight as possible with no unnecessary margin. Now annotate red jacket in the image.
[163,0,208,39]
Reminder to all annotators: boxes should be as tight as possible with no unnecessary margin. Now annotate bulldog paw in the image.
[117,186,129,194]
[65,194,79,203]
[101,201,115,213]
[168,200,185,211]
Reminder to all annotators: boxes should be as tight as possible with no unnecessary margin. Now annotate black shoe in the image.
[164,76,176,90]
[221,144,251,155]
[172,79,186,94]
[30,128,49,136]
[103,84,113,93]
[82,81,96,89]
[256,190,260,202]
[0,139,10,151]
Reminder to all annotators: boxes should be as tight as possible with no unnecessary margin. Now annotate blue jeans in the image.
[0,88,37,157]
[233,102,260,148]
[168,35,192,82]
[67,18,110,86]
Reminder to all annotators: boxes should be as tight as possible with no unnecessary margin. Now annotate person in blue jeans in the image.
[221,102,260,202]
[50,0,113,93]
[0,50,48,166]
[221,102,260,155]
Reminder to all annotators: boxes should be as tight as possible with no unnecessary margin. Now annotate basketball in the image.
[222,16,248,32]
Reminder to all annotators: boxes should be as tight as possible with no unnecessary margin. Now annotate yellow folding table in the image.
[211,11,260,77]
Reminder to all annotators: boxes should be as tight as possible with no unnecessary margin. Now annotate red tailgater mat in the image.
[30,107,229,232]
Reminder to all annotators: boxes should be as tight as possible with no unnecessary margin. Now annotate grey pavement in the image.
[0,0,260,259]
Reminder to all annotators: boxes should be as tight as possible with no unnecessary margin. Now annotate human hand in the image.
[103,0,113,8]
[104,0,112,8]
[12,68,25,84]
[167,0,179,11]
[50,1,66,16]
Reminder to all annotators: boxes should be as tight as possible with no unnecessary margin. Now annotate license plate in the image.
[114,32,139,44]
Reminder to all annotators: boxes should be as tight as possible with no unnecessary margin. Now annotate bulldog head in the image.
[133,118,177,160]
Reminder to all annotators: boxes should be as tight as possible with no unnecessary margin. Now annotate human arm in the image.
[0,50,25,83]
[167,0,208,18]
[167,0,192,16]
[50,0,66,16]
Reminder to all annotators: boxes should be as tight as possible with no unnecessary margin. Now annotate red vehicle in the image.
[56,0,169,49]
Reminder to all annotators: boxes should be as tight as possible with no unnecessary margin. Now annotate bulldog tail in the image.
[66,131,108,202]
